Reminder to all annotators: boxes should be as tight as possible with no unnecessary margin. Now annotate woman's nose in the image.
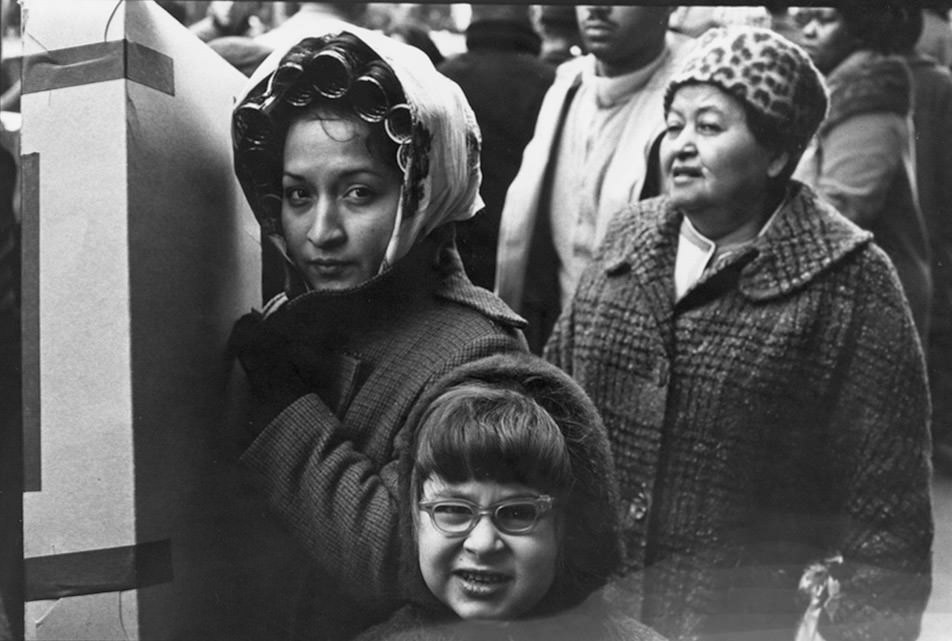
[675,135,697,159]
[801,19,817,38]
[462,516,504,555]
[584,5,611,20]
[306,200,346,247]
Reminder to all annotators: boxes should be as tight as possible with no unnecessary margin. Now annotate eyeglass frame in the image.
[417,495,555,537]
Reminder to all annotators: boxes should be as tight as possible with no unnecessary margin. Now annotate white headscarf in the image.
[234,26,484,274]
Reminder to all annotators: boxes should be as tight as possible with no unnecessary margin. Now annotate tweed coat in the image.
[546,183,933,641]
[240,232,527,641]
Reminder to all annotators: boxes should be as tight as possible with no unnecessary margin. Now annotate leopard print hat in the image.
[664,26,828,156]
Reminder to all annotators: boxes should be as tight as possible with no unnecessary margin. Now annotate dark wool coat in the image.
[240,231,527,641]
[438,19,555,290]
[905,52,952,443]
[545,183,933,641]
[354,586,668,641]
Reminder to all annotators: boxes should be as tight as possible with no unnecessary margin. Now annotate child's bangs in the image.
[413,383,573,495]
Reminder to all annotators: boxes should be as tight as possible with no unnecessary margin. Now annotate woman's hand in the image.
[227,309,317,444]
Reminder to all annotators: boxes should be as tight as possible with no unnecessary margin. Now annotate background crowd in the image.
[1,2,951,641]
[147,0,950,491]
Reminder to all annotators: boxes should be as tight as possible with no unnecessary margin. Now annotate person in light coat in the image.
[494,5,694,353]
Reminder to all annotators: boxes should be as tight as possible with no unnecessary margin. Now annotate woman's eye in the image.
[698,121,721,134]
[284,187,309,205]
[345,186,375,202]
[665,122,683,136]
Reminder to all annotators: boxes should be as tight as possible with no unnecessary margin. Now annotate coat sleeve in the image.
[815,250,933,641]
[543,287,577,374]
[814,113,907,229]
[238,332,525,611]
[494,68,580,311]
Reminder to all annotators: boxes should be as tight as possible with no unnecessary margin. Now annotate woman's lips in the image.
[306,259,349,275]
[671,166,702,183]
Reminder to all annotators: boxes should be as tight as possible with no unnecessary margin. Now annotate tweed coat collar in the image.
[603,181,873,304]
[269,227,524,416]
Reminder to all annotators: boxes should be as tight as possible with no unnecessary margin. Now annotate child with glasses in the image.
[356,352,666,641]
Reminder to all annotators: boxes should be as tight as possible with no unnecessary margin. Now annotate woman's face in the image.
[416,476,559,621]
[281,114,401,291]
[794,7,853,74]
[661,84,786,236]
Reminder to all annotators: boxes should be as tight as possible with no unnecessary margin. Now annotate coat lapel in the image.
[603,200,680,351]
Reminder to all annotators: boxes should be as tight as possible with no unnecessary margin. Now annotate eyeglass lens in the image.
[425,498,549,535]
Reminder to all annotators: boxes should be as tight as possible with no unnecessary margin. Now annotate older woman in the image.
[546,27,933,641]
[793,4,933,344]
[228,30,526,640]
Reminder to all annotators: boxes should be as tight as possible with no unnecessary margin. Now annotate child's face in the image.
[416,475,559,621]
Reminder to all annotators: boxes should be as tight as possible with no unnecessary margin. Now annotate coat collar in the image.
[823,51,912,134]
[603,182,872,303]
[280,225,525,334]
[436,247,527,329]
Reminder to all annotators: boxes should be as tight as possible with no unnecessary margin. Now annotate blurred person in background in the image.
[386,21,444,67]
[438,5,555,291]
[189,1,265,42]
[495,5,694,353]
[548,26,933,641]
[190,1,272,77]
[668,5,771,38]
[917,1,952,67]
[763,2,800,43]
[206,35,274,77]
[533,5,583,67]
[794,4,933,345]
[897,7,952,473]
[254,2,367,52]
